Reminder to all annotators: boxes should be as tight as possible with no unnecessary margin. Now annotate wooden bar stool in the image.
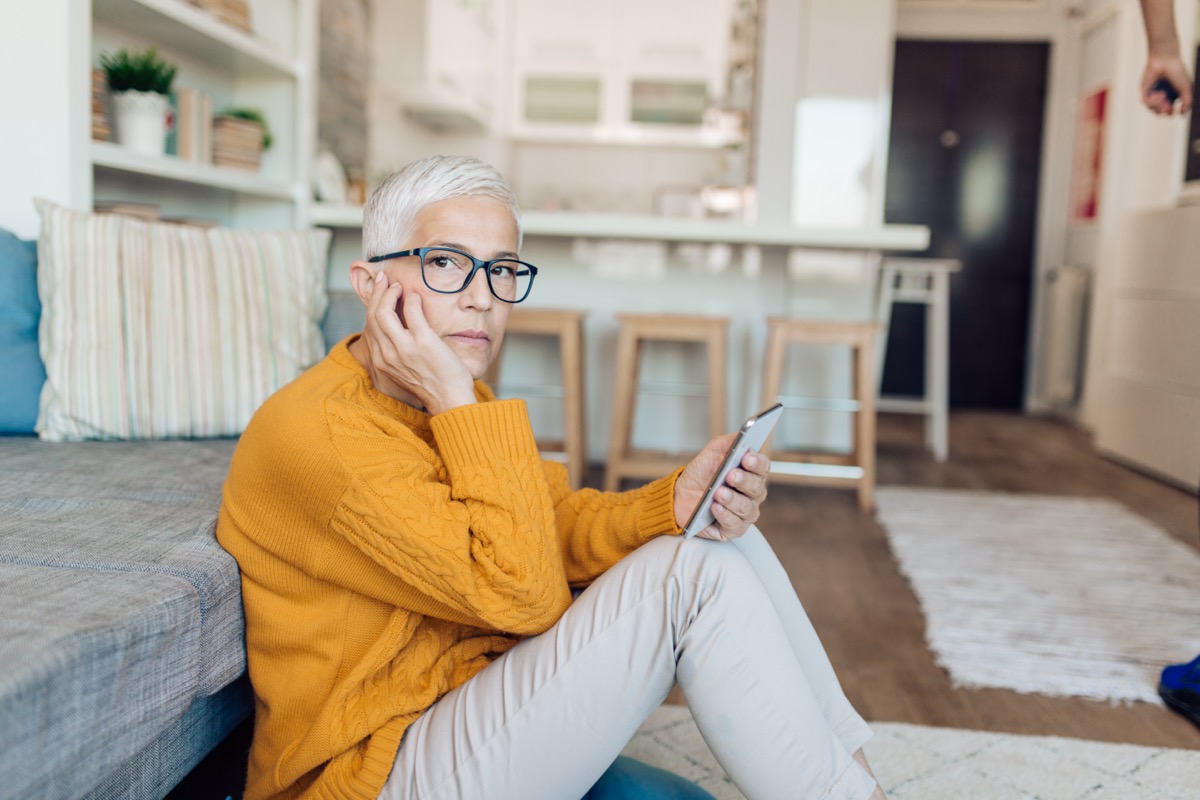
[759,318,880,512]
[874,257,961,462]
[485,308,588,490]
[604,313,729,492]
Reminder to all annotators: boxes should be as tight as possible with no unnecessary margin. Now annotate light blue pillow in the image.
[0,227,44,434]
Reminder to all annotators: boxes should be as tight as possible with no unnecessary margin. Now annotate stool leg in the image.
[562,319,586,490]
[875,264,897,392]
[855,334,877,513]
[605,327,641,492]
[759,325,786,461]
[708,328,727,440]
[929,271,950,462]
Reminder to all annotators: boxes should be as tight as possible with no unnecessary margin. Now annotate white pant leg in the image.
[732,527,874,754]
[382,530,877,800]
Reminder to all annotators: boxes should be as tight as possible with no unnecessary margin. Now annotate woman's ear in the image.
[349,260,377,306]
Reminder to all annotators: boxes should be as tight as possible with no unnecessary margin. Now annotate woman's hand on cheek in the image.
[361,273,476,414]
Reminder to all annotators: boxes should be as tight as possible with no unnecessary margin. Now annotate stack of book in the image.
[172,87,213,163]
[212,116,264,171]
[91,69,110,142]
[196,0,253,33]
[93,201,160,221]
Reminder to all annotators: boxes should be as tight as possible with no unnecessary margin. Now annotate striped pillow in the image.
[34,200,331,441]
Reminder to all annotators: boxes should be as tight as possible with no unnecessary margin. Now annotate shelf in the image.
[92,0,298,79]
[511,125,745,150]
[309,202,365,227]
[91,141,294,200]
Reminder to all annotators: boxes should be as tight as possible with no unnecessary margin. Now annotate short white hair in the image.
[361,155,522,260]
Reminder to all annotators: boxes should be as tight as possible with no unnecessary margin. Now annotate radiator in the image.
[1040,265,1091,408]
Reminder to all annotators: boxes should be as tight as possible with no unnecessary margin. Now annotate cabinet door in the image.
[512,0,619,67]
[425,0,497,116]
[618,0,730,85]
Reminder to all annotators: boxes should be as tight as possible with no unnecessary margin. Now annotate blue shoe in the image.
[1159,654,1200,730]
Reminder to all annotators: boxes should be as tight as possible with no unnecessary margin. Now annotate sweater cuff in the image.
[430,398,541,474]
[637,467,685,537]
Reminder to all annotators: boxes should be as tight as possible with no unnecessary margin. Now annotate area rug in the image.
[626,705,1200,800]
[875,487,1200,703]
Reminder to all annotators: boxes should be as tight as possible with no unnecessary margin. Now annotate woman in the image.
[218,155,885,800]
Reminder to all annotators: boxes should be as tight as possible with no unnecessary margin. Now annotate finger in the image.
[710,500,751,541]
[726,467,768,502]
[741,450,771,477]
[370,278,405,335]
[400,289,433,337]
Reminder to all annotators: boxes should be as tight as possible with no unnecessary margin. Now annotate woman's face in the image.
[381,195,518,380]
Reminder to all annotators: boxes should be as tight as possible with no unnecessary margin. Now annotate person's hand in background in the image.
[1139,0,1194,115]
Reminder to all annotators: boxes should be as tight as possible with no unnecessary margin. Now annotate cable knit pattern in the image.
[217,337,683,800]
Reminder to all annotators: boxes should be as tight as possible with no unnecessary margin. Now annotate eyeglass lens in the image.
[421,249,533,302]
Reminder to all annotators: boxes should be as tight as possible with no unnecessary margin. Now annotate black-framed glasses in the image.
[367,247,538,303]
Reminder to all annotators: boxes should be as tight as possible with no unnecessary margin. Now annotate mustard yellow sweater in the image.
[216,338,682,800]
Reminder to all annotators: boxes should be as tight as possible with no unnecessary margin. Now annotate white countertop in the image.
[310,204,931,252]
[521,211,930,251]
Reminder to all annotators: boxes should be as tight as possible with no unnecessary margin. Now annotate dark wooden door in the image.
[883,41,1049,409]
[1185,45,1200,183]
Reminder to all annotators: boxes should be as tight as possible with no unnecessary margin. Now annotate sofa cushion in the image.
[0,563,199,800]
[0,227,44,434]
[34,200,330,441]
[0,438,243,694]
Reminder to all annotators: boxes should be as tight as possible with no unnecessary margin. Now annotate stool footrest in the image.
[878,395,933,414]
[768,462,865,480]
[636,382,717,398]
[778,395,864,413]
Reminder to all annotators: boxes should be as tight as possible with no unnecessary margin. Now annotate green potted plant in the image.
[99,47,177,156]
[212,106,272,171]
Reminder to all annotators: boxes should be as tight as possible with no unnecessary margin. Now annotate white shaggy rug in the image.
[874,487,1200,703]
[626,705,1200,800]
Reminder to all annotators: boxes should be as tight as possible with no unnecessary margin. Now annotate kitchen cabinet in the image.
[87,0,318,228]
[510,0,741,146]
[373,0,500,132]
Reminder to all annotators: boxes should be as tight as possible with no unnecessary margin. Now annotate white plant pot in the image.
[112,90,168,156]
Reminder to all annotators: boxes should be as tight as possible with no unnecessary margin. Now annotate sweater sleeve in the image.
[542,463,685,586]
[326,398,573,636]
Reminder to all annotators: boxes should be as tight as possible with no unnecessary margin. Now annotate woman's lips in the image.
[447,330,491,348]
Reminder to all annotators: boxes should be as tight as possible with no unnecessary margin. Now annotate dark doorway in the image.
[883,40,1049,409]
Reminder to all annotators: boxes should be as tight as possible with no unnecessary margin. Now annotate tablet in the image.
[682,402,783,538]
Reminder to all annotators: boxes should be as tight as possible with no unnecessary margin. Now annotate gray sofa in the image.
[0,438,248,799]
[0,292,365,800]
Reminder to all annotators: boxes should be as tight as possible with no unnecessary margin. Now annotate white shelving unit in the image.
[87,0,318,228]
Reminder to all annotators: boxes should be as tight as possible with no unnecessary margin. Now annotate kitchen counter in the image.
[520,211,930,250]
[309,203,931,251]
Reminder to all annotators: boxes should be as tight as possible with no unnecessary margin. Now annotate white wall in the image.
[1079,0,1199,489]
[0,0,89,238]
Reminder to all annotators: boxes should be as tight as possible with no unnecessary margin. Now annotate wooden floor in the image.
[651,411,1200,751]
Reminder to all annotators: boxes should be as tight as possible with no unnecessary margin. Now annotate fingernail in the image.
[374,271,384,284]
